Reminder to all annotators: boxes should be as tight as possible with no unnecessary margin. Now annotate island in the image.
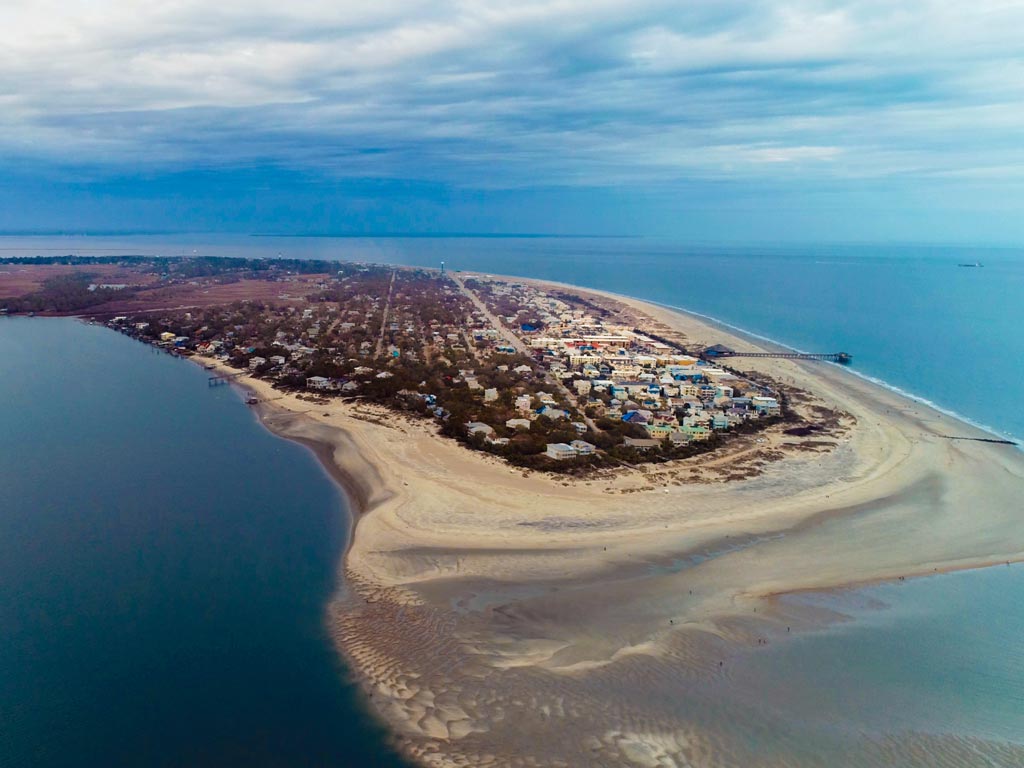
[0,256,849,476]
[4,255,1023,767]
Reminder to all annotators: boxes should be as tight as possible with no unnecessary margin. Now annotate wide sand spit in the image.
[198,282,1024,768]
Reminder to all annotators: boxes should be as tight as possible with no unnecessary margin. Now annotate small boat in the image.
[203,363,216,370]
[246,396,259,405]
[958,262,983,267]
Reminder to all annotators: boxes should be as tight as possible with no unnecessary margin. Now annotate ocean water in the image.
[4,235,1024,762]
[0,317,408,767]
[737,566,1024,746]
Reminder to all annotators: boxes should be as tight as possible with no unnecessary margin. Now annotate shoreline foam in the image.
[648,297,1021,447]
[514,278,1021,447]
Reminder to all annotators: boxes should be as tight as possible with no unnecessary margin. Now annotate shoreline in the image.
[489,273,1020,447]
[250,406,393,551]
[658,298,1019,444]
[648,296,1020,447]
[207,309,1024,596]
[185,279,1024,766]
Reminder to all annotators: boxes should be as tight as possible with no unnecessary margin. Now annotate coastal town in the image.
[2,255,795,471]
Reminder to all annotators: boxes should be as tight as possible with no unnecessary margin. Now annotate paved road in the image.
[450,274,600,433]
[374,270,396,358]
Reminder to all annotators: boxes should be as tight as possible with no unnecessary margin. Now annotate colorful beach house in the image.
[644,423,675,439]
[752,396,781,416]
[622,410,650,424]
[681,425,712,441]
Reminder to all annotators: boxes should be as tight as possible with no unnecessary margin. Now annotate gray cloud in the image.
[2,0,1023,187]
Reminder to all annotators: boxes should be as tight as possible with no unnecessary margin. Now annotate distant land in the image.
[0,230,635,240]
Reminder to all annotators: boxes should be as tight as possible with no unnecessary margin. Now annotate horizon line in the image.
[0,230,1022,251]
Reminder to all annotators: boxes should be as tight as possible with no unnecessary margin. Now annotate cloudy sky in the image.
[2,0,1023,241]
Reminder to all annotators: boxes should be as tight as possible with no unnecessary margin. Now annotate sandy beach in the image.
[199,282,1024,767]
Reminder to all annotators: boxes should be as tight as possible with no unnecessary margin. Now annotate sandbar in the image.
[197,280,1024,767]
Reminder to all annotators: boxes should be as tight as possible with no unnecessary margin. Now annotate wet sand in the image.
[197,283,1024,767]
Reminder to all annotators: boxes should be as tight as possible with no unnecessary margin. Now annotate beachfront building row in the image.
[469,278,782,432]
[545,440,597,460]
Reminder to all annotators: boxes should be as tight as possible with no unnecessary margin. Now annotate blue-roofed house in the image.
[622,409,653,424]
[537,405,569,420]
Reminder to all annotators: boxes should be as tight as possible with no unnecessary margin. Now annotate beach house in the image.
[465,422,495,438]
[623,437,661,451]
[545,440,597,460]
[644,423,675,439]
[752,396,781,416]
[537,405,569,420]
[569,440,596,456]
[545,443,577,460]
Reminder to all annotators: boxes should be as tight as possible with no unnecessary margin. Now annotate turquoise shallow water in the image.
[0,317,408,767]
[3,236,1024,763]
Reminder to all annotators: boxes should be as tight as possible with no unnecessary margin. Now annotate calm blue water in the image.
[0,317,407,767]
[743,566,1024,744]
[4,235,1024,759]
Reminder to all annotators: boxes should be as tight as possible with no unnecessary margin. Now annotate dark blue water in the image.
[0,317,407,767]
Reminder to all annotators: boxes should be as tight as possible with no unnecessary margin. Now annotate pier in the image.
[940,435,1017,446]
[208,372,245,387]
[704,345,852,365]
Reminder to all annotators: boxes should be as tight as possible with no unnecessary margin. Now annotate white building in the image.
[465,422,495,437]
[545,440,596,460]
[306,376,334,390]
[545,443,577,460]
[570,439,596,455]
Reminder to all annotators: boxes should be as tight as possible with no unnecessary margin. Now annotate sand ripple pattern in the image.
[333,573,1024,768]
